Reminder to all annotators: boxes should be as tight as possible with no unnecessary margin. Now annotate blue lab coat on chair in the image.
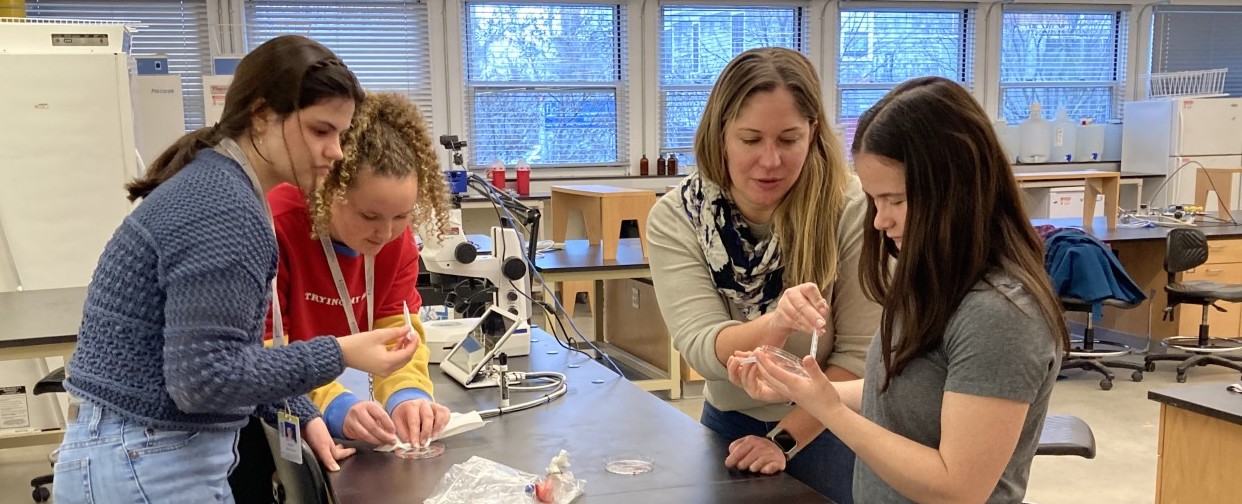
[1043,228,1147,317]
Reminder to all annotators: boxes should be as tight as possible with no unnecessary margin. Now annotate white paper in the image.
[375,411,488,452]
[0,386,30,430]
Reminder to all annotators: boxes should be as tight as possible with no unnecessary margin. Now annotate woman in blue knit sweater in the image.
[53,35,418,503]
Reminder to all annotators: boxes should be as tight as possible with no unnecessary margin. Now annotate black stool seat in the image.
[1036,414,1096,459]
[1060,297,1139,311]
[33,368,65,396]
[1167,281,1242,302]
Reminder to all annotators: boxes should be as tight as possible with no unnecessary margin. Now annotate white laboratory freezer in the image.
[0,53,136,292]
[1123,97,1242,209]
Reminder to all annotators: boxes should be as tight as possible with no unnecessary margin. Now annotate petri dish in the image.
[605,454,654,475]
[394,441,445,459]
[751,345,810,378]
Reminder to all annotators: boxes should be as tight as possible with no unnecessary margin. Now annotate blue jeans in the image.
[702,401,855,503]
[52,396,241,504]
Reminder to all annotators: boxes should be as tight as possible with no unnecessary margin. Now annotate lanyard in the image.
[317,235,375,335]
[318,236,378,400]
[214,138,287,347]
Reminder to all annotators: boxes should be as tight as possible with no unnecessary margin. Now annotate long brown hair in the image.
[694,47,850,289]
[852,77,1067,391]
[309,92,451,238]
[126,35,364,201]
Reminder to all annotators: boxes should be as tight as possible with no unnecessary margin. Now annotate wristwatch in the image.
[766,426,802,461]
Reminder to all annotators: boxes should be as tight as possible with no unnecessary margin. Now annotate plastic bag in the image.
[424,456,585,504]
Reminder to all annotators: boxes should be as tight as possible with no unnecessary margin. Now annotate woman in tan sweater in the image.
[647,47,880,503]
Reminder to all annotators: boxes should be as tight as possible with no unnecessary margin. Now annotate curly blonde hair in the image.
[309,92,450,239]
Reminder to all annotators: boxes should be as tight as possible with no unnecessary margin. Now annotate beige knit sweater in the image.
[647,174,882,421]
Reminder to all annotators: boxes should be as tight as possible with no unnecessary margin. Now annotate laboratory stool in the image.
[1059,297,1145,390]
[30,367,66,503]
[1143,228,1242,383]
[1036,414,1096,459]
[559,280,595,318]
[550,185,657,260]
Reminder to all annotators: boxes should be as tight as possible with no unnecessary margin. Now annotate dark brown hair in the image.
[309,92,451,239]
[126,35,364,201]
[694,47,850,289]
[852,76,1067,391]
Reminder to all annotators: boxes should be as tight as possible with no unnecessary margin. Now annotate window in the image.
[1000,8,1128,124]
[837,7,975,150]
[1152,6,1242,98]
[26,0,211,130]
[245,0,434,129]
[463,2,627,168]
[660,5,807,167]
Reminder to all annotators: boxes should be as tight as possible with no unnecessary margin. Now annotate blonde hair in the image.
[693,47,851,289]
[309,92,450,238]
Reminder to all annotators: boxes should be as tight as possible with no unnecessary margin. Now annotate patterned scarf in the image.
[679,172,784,320]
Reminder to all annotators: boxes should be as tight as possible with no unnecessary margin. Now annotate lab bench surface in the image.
[330,332,831,503]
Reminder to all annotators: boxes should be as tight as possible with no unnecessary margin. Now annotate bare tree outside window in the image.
[999,10,1127,124]
[659,6,805,167]
[464,3,626,168]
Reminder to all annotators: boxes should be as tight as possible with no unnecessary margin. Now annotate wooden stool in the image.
[550,185,657,259]
[1016,170,1121,229]
[558,279,594,318]
[1195,167,1242,219]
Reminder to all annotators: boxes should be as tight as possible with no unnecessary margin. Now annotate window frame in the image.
[996,5,1130,124]
[835,4,976,151]
[458,0,630,171]
[656,1,810,167]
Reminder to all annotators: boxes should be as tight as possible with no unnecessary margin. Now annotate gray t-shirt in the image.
[853,272,1060,503]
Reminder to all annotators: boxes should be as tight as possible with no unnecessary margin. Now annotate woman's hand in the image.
[724,435,786,475]
[727,351,792,403]
[391,399,451,446]
[342,400,398,446]
[337,326,418,377]
[766,282,830,337]
[754,353,844,416]
[303,417,356,472]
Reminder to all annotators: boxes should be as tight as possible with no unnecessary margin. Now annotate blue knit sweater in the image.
[65,149,344,431]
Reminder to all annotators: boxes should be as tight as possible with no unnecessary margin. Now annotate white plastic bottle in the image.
[1075,119,1105,162]
[993,119,1022,163]
[1050,107,1077,163]
[1018,102,1051,164]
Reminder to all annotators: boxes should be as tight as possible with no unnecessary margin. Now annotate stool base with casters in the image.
[1059,298,1145,390]
[1142,228,1242,383]
[1145,335,1242,383]
[29,367,66,502]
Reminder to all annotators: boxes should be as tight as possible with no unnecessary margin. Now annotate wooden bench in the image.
[1016,170,1121,230]
[550,185,657,260]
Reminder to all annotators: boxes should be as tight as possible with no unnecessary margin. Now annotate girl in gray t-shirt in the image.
[729,76,1067,503]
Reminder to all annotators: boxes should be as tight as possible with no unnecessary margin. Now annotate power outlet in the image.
[631,287,640,309]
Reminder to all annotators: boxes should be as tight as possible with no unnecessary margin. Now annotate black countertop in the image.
[1031,217,1242,242]
[534,238,649,274]
[330,331,830,503]
[1149,382,1242,425]
[0,287,86,349]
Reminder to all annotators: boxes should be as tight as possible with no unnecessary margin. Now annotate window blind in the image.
[1152,6,1242,98]
[660,4,807,167]
[245,0,434,130]
[463,1,628,168]
[26,0,211,130]
[1000,8,1128,124]
[837,7,975,150]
